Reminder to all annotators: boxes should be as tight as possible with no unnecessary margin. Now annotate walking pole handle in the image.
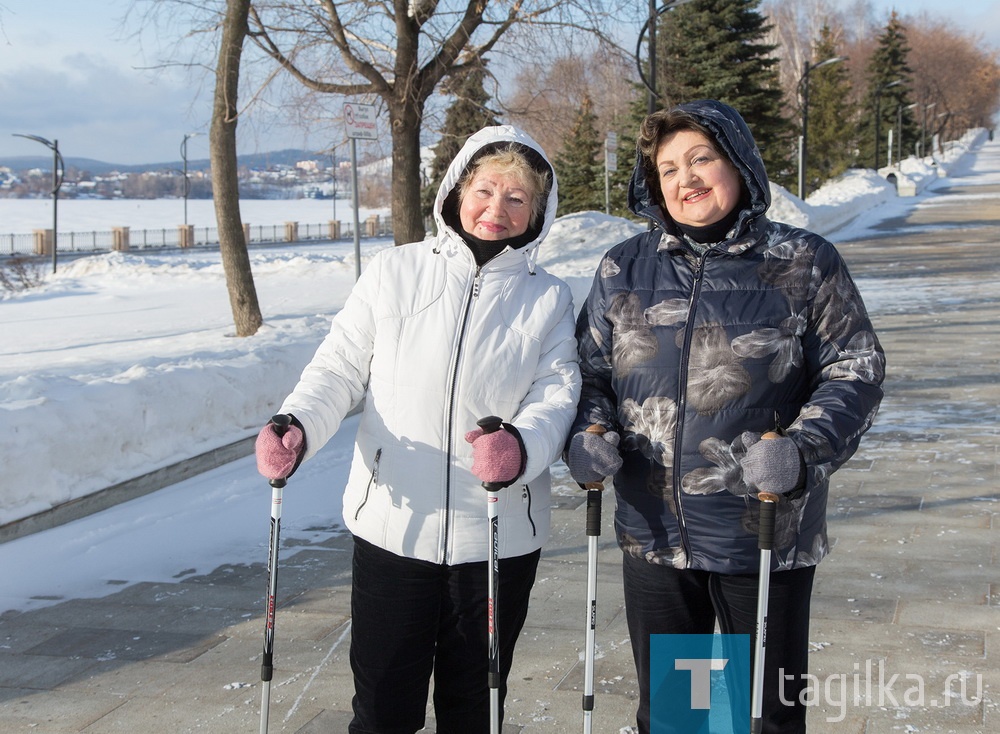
[268,414,292,489]
[755,430,782,550]
[757,492,778,551]
[581,424,607,532]
[581,424,608,494]
[477,416,506,493]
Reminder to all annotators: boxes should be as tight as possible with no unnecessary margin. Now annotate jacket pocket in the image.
[354,448,382,521]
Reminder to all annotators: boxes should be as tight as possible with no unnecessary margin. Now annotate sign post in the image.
[344,103,378,280]
[604,132,618,215]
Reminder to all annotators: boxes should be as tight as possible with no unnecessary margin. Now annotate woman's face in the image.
[654,129,743,227]
[459,166,535,240]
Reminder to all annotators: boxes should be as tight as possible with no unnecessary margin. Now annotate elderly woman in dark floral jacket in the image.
[565,99,885,734]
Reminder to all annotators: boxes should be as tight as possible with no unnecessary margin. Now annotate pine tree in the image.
[802,25,855,193]
[422,61,499,220]
[552,95,605,214]
[655,0,794,187]
[859,12,917,170]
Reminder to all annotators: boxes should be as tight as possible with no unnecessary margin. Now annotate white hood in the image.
[432,125,559,262]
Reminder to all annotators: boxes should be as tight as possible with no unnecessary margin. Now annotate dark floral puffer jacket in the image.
[572,100,885,574]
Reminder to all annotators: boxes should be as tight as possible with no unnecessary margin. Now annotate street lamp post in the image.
[13,133,64,273]
[933,111,949,154]
[330,149,339,223]
[874,80,902,170]
[797,55,848,200]
[896,102,918,166]
[181,133,200,228]
[920,102,937,158]
[636,0,696,114]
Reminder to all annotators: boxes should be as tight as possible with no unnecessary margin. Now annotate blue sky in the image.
[0,1,997,165]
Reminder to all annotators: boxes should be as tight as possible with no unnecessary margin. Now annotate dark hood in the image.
[627,99,771,238]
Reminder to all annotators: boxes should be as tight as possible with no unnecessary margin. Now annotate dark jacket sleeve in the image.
[789,236,885,473]
[570,254,620,442]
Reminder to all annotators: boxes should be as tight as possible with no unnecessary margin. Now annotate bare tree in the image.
[504,45,636,163]
[764,0,876,118]
[212,0,263,336]
[905,14,1000,148]
[242,0,626,244]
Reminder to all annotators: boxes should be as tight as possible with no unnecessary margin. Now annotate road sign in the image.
[344,103,378,140]
[605,132,618,172]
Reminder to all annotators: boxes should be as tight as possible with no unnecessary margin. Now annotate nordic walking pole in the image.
[750,431,781,734]
[580,424,607,734]
[260,414,291,734]
[477,415,505,734]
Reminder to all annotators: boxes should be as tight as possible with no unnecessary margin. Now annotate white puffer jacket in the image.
[279,126,581,564]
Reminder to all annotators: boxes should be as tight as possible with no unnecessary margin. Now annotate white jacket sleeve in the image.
[508,284,581,484]
[279,252,383,461]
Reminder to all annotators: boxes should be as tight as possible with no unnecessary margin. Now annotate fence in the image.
[0,215,395,257]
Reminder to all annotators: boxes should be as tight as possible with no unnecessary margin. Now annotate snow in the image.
[0,131,988,613]
[0,198,385,235]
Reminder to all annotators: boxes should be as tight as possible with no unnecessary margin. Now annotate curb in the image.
[0,435,256,545]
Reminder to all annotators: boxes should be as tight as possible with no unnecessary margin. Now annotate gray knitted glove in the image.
[567,430,622,485]
[740,433,804,495]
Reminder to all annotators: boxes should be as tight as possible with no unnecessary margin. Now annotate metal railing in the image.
[1,216,395,257]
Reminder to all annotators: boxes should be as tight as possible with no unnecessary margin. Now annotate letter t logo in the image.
[676,658,728,709]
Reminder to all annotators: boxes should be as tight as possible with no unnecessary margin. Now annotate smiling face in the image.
[655,129,743,228]
[458,166,535,241]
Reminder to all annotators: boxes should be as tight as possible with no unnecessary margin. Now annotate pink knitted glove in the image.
[255,421,305,481]
[465,425,526,488]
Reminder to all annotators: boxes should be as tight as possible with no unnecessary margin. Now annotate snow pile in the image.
[769,170,896,234]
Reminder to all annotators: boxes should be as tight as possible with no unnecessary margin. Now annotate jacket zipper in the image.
[672,252,710,566]
[522,485,536,537]
[443,266,483,560]
[354,448,382,521]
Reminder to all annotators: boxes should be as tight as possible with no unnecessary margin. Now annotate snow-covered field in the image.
[0,198,386,235]
[0,130,988,612]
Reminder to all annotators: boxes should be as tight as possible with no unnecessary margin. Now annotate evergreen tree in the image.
[422,61,499,220]
[655,0,793,187]
[859,12,917,169]
[552,95,604,214]
[802,25,855,193]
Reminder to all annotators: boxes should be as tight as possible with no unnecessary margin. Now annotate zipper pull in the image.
[473,269,483,299]
[373,448,381,483]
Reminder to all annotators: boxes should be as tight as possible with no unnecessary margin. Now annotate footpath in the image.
[2,144,999,733]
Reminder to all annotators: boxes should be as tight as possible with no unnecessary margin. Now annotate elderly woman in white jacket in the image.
[255,125,580,734]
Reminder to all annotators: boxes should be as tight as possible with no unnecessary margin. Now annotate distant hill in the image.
[0,149,327,175]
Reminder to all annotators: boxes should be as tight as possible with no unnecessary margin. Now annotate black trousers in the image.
[348,536,539,734]
[622,553,816,734]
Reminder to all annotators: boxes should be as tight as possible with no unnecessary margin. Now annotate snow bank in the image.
[769,170,896,235]
[768,128,989,236]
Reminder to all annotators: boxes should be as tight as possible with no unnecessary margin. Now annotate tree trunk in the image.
[210,0,263,336]
[390,102,426,245]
